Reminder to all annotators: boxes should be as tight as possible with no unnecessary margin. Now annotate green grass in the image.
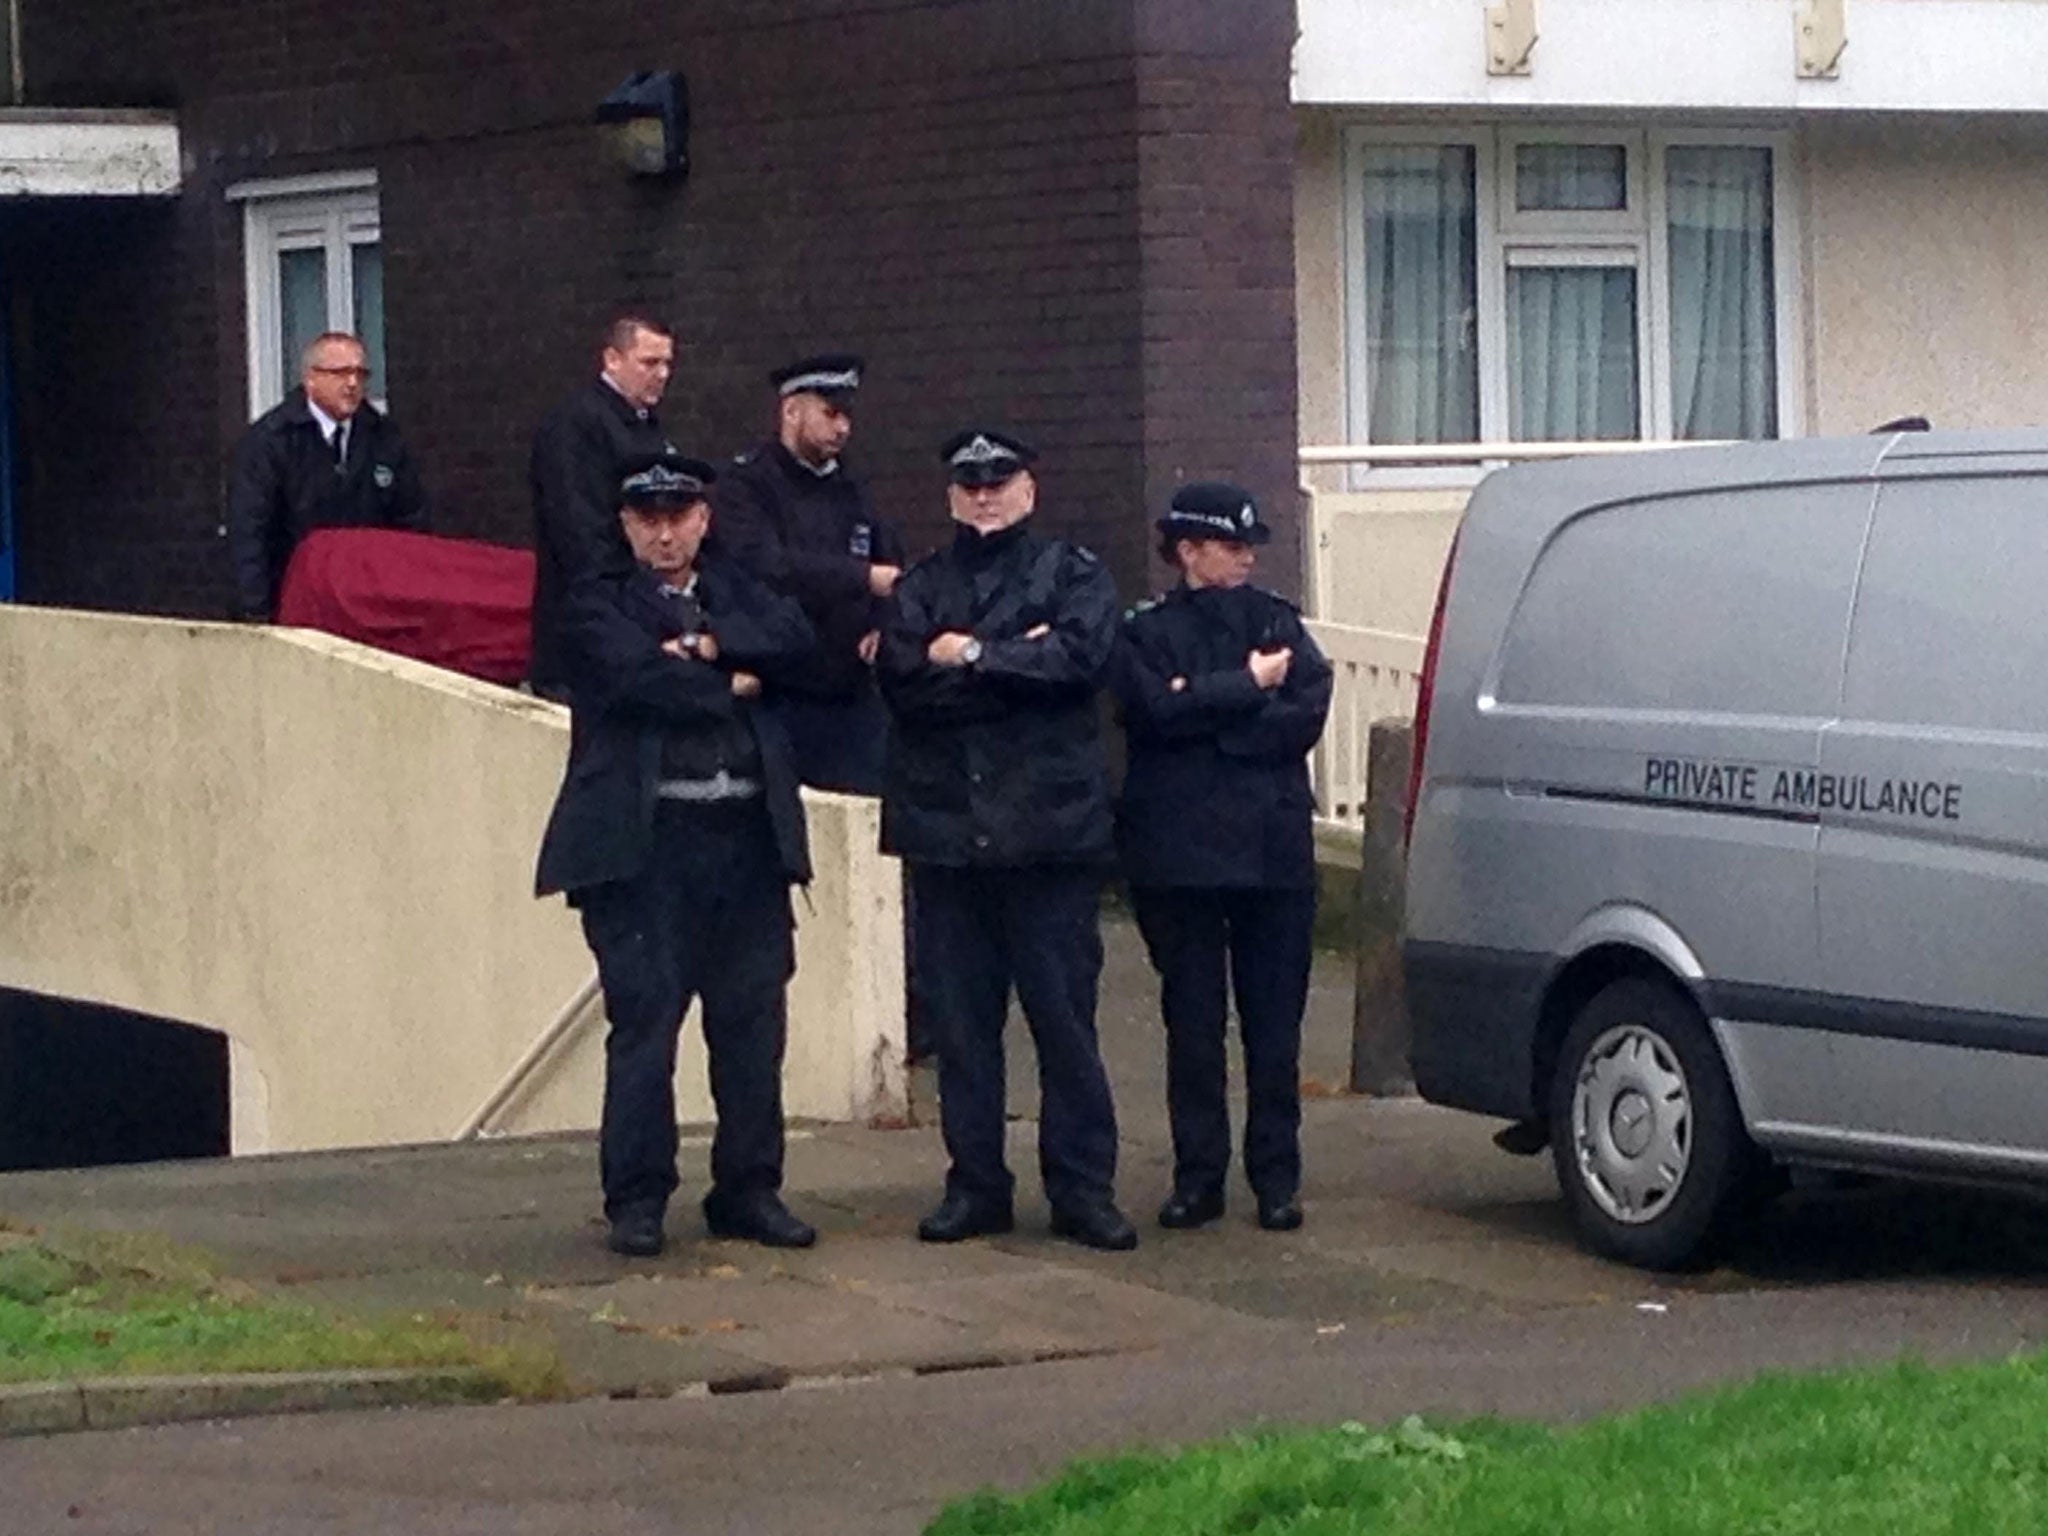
[0,1227,562,1395]
[928,1353,2048,1535]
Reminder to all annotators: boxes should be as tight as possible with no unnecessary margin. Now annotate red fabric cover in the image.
[276,527,535,686]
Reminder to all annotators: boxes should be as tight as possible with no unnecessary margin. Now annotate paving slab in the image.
[748,1233,1043,1289]
[276,1268,760,1397]
[536,1272,992,1378]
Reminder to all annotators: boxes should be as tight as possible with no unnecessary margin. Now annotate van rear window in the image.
[1843,475,2048,735]
[1493,483,1871,718]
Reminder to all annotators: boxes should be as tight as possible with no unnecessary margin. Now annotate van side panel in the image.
[1406,468,1876,1122]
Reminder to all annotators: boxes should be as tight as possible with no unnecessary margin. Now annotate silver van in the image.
[1402,428,2048,1269]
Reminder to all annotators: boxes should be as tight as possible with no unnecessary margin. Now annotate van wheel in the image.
[1548,978,1748,1271]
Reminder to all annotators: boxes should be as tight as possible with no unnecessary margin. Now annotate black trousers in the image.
[1131,886,1314,1202]
[910,863,1119,1211]
[577,800,794,1221]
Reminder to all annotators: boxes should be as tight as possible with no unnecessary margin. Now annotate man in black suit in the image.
[528,315,679,700]
[535,453,819,1259]
[225,331,427,621]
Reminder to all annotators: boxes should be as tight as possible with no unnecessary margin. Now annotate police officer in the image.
[711,354,905,793]
[529,315,680,700]
[535,453,820,1259]
[226,331,427,621]
[1111,483,1333,1232]
[876,428,1136,1251]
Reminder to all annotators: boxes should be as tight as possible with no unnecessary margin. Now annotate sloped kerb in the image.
[0,1366,498,1437]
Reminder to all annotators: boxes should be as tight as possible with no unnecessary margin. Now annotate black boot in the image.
[917,1192,1014,1243]
[1255,1192,1303,1232]
[703,1190,817,1249]
[1157,1187,1225,1230]
[606,1208,665,1258]
[1050,1198,1139,1251]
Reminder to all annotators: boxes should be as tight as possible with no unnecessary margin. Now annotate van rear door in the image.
[1804,450,2048,1174]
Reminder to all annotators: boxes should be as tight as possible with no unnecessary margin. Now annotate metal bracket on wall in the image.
[1795,0,1848,78]
[1485,0,1538,76]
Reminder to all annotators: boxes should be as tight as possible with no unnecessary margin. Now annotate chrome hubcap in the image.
[1570,1023,1692,1225]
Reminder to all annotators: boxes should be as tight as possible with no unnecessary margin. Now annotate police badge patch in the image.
[373,464,396,490]
[849,522,873,559]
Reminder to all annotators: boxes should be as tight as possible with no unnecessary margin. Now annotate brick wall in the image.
[1132,0,1301,595]
[15,0,1295,615]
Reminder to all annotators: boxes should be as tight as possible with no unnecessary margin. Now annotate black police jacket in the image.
[876,520,1118,867]
[1112,583,1334,889]
[710,443,905,701]
[533,555,817,900]
[225,389,427,620]
[528,380,676,695]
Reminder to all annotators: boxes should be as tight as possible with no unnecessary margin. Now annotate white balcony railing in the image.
[1305,618,1426,826]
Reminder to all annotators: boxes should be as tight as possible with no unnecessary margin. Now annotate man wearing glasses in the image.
[226,331,427,622]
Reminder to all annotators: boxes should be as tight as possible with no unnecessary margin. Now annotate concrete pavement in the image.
[0,917,1661,1405]
[6,916,2048,1531]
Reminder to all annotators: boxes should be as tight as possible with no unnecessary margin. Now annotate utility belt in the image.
[654,770,761,804]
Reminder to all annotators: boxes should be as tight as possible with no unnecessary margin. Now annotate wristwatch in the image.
[960,637,984,666]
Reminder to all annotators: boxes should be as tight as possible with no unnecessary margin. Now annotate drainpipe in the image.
[8,0,21,106]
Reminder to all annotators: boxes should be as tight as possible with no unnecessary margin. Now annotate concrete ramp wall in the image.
[0,607,906,1154]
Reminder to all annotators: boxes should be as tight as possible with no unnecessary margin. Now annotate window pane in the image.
[1843,477,2048,734]
[278,246,328,397]
[1360,144,1479,444]
[1508,266,1639,441]
[1496,483,1870,716]
[1516,143,1627,211]
[1667,146,1776,440]
[350,241,386,402]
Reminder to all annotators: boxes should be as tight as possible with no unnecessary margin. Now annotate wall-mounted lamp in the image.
[596,71,689,178]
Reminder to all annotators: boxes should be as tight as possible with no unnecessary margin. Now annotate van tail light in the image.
[1403,531,1460,853]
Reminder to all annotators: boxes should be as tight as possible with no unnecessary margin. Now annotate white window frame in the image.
[1647,128,1804,451]
[1503,245,1651,442]
[1340,125,1496,487]
[229,170,382,420]
[1340,124,1803,483]
[1498,127,1642,237]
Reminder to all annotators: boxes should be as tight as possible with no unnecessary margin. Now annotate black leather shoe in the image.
[1050,1200,1139,1251]
[703,1191,817,1249]
[917,1193,1014,1243]
[1256,1194,1304,1232]
[1157,1188,1226,1229]
[606,1211,664,1258]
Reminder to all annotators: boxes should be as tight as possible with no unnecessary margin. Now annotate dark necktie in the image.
[332,426,347,471]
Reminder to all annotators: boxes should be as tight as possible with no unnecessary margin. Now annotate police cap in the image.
[941,427,1037,488]
[619,452,718,509]
[1156,481,1269,547]
[771,353,863,407]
